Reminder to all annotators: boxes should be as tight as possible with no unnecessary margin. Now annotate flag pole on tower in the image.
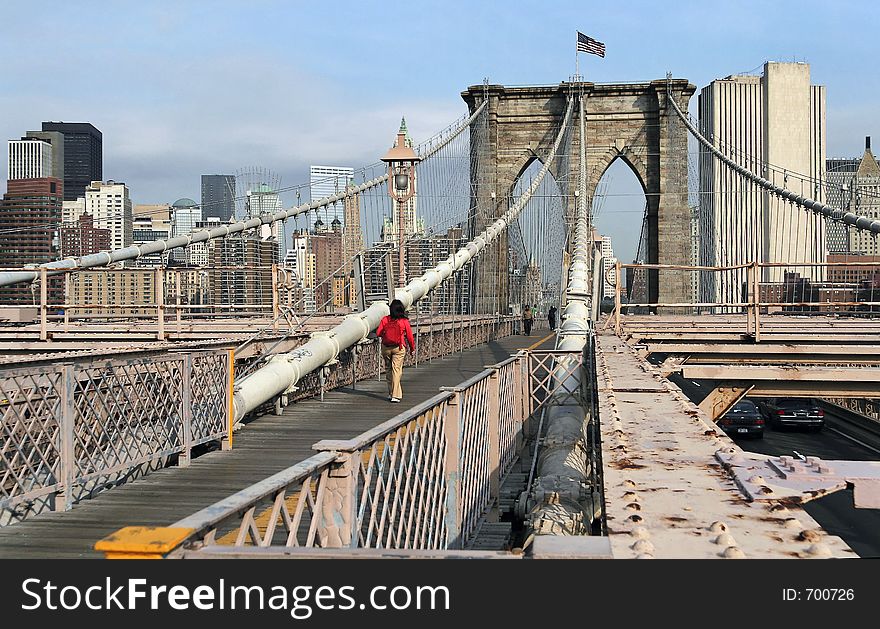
[576,31,606,81]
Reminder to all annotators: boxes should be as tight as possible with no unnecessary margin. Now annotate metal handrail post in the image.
[443,391,463,549]
[39,267,48,341]
[754,261,762,343]
[614,258,622,335]
[55,364,75,512]
[175,270,182,334]
[487,369,501,522]
[316,452,357,548]
[180,354,192,467]
[63,271,70,332]
[156,267,165,341]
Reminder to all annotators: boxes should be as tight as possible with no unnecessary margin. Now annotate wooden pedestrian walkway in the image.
[0,334,549,558]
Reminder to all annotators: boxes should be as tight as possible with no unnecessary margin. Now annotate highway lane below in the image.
[669,374,880,557]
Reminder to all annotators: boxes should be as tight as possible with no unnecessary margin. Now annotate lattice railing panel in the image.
[73,358,183,482]
[164,455,337,550]
[496,360,520,477]
[1,349,231,523]
[191,353,230,445]
[0,367,65,514]
[528,351,585,414]
[354,403,449,550]
[457,377,491,545]
[216,471,329,548]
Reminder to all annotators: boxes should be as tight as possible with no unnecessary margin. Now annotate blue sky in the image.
[1,0,877,262]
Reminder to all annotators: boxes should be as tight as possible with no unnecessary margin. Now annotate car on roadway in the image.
[758,398,825,431]
[716,399,765,438]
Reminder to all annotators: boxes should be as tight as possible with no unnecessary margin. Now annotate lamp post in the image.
[381,118,421,287]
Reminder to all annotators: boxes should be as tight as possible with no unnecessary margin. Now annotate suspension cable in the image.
[666,81,880,236]
[0,101,488,289]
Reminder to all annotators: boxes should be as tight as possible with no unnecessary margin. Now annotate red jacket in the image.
[377,315,415,350]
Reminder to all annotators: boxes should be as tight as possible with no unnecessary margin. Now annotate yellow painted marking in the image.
[519,332,555,351]
[95,526,195,559]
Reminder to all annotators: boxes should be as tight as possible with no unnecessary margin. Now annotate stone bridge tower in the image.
[462,79,696,312]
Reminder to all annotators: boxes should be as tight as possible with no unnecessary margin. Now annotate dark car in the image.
[759,398,825,431]
[717,399,765,438]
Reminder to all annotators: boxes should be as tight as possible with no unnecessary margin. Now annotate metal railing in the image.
[0,349,232,524]
[86,346,597,559]
[156,352,533,556]
[1,315,515,527]
[610,261,880,339]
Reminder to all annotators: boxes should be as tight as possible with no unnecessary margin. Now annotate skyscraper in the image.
[41,122,102,201]
[85,180,132,252]
[132,203,172,267]
[309,218,345,310]
[170,198,202,264]
[846,139,880,256]
[0,177,63,304]
[7,137,53,180]
[825,157,860,253]
[246,184,285,259]
[201,174,236,222]
[24,130,64,181]
[310,165,354,225]
[601,235,616,299]
[698,62,826,306]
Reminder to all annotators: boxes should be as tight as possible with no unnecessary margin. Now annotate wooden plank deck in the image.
[0,333,550,558]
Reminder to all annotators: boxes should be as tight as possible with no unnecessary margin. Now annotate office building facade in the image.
[310,165,354,225]
[41,122,102,201]
[846,140,880,256]
[170,198,202,264]
[85,180,132,252]
[698,62,826,307]
[60,213,110,258]
[24,131,64,180]
[601,235,615,299]
[826,157,860,252]
[132,204,172,267]
[209,235,276,307]
[7,137,53,180]
[201,174,236,222]
[246,184,285,259]
[0,177,64,303]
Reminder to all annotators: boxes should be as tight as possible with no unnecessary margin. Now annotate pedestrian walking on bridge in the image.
[377,299,416,403]
[548,305,557,330]
[522,305,534,336]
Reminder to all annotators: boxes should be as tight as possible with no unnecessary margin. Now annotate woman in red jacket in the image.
[376,299,416,403]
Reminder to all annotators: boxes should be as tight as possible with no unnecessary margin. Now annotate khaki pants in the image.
[381,345,406,399]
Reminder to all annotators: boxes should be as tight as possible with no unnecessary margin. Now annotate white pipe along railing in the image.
[522,94,598,536]
[233,97,576,421]
[0,102,487,289]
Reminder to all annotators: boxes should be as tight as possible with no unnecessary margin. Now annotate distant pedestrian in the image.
[377,299,416,403]
[548,305,557,330]
[522,305,534,336]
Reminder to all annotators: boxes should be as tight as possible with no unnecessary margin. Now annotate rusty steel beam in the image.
[632,333,880,344]
[645,343,880,356]
[698,382,754,421]
[748,381,880,398]
[682,364,880,382]
[595,330,855,558]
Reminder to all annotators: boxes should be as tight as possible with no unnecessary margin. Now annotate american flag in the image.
[577,31,605,57]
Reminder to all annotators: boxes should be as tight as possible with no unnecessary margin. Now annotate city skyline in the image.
[1,3,877,227]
